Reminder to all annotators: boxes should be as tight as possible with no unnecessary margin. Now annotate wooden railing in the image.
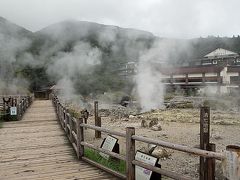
[0,96,33,121]
[52,94,239,180]
[16,96,33,120]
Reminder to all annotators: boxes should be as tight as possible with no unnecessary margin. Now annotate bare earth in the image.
[84,108,240,179]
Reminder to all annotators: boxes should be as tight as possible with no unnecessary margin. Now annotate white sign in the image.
[135,151,158,180]
[99,135,118,159]
[10,107,17,115]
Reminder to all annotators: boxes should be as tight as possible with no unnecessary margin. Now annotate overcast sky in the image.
[0,0,239,38]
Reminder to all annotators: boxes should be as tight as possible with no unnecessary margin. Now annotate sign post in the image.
[200,106,212,180]
[99,135,118,159]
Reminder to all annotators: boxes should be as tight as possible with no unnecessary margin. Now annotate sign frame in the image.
[99,135,119,160]
[135,150,161,180]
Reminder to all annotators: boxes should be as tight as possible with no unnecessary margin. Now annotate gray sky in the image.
[0,0,239,38]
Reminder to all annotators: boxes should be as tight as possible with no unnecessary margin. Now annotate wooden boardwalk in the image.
[0,100,117,180]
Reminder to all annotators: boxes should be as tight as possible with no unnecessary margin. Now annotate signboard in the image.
[99,135,118,159]
[135,151,159,180]
[10,107,17,115]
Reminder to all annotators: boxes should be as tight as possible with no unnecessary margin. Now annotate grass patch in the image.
[84,147,126,174]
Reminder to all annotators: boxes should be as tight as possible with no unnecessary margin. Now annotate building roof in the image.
[204,48,238,58]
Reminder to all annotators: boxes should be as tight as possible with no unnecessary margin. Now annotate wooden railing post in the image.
[126,127,135,180]
[95,117,101,138]
[60,106,64,127]
[69,116,73,143]
[94,101,101,138]
[200,106,210,180]
[77,118,84,159]
[63,108,66,130]
[94,101,98,120]
[207,143,216,180]
[66,113,70,136]
[223,145,240,180]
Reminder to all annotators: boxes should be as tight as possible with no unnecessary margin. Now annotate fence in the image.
[0,96,33,121]
[52,94,239,180]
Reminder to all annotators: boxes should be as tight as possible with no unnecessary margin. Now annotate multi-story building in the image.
[119,48,240,94]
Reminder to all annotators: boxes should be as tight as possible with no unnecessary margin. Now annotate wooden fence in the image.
[16,96,33,120]
[52,94,240,180]
[0,96,33,121]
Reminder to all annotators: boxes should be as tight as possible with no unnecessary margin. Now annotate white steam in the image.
[47,41,102,103]
[136,62,164,111]
[0,25,32,94]
[136,40,176,111]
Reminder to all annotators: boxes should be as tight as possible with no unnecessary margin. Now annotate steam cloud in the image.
[0,18,190,111]
[47,41,102,104]
[0,24,32,95]
[136,40,173,111]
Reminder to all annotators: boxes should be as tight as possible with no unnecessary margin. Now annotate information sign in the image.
[10,107,17,115]
[99,135,118,159]
[135,151,158,180]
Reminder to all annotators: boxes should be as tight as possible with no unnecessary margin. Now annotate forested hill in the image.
[1,16,240,94]
[188,36,240,59]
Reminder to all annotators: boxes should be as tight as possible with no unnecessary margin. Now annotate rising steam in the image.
[136,40,177,111]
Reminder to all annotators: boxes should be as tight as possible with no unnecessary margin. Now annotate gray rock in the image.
[151,123,162,131]
[151,147,171,159]
[141,120,148,128]
[149,118,159,127]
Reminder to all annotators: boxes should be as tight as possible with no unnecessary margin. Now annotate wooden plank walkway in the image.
[0,100,117,180]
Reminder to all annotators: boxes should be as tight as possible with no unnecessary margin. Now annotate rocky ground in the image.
[63,95,240,179]
[83,105,240,179]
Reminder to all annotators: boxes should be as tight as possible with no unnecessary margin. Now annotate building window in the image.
[212,60,217,64]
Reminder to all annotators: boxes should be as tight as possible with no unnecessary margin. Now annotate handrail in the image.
[80,123,126,137]
[51,93,239,180]
[132,160,192,180]
[132,135,224,160]
[0,95,33,121]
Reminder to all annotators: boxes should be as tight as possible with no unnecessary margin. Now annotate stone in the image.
[151,123,162,131]
[151,147,171,159]
[149,118,158,127]
[129,115,135,119]
[147,144,157,154]
[141,120,148,128]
